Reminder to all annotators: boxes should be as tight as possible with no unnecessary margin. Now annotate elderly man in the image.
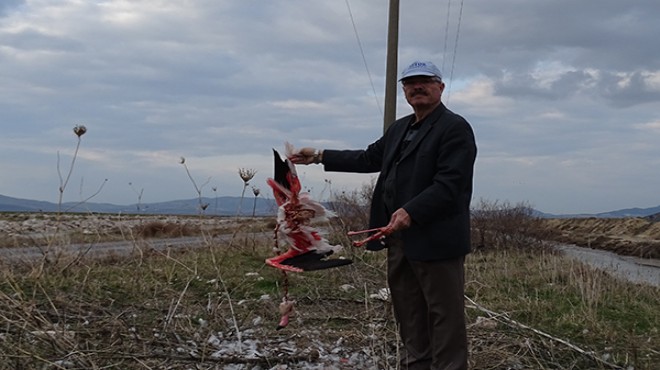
[291,60,477,370]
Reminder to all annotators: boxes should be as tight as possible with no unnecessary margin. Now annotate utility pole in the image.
[383,0,400,133]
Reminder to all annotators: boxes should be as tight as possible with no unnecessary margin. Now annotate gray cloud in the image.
[1,0,659,214]
[0,0,23,17]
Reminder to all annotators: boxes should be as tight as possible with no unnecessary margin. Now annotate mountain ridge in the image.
[0,194,278,216]
[1,193,659,218]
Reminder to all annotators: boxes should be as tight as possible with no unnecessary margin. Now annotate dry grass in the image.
[0,224,657,369]
[466,249,658,369]
[0,213,270,249]
[1,199,658,369]
[0,231,397,369]
[540,217,660,258]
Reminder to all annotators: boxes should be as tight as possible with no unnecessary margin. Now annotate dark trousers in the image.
[387,240,468,370]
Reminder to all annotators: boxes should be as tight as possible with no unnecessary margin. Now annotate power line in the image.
[446,0,465,105]
[345,0,383,116]
[344,1,465,110]
[442,0,452,73]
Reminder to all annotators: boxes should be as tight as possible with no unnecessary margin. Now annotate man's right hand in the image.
[289,147,322,165]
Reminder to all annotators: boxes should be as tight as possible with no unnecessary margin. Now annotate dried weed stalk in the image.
[179,156,211,215]
[236,168,257,217]
[251,186,261,217]
[40,125,106,274]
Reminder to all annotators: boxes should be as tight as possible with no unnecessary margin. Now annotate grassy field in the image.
[0,217,657,369]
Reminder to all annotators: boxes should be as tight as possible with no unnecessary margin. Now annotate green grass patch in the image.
[465,249,658,368]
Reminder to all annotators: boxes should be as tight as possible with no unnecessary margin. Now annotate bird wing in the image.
[265,148,352,272]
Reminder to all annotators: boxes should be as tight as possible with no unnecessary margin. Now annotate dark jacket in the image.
[323,103,477,261]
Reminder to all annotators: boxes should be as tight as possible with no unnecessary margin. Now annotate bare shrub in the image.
[471,199,550,251]
[132,221,198,238]
[309,182,551,254]
[328,179,375,233]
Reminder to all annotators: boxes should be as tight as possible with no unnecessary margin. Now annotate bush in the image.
[132,221,198,238]
[471,199,550,251]
[328,179,375,233]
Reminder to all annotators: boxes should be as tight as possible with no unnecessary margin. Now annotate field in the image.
[0,212,658,369]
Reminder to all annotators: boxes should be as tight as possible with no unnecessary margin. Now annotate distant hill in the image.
[594,206,660,218]
[0,194,278,216]
[541,205,660,219]
[645,212,660,222]
[1,193,659,219]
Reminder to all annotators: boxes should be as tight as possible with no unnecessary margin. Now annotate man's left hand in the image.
[388,208,412,232]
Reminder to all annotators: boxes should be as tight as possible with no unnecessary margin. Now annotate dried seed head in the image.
[73,125,87,137]
[238,168,257,184]
[179,157,186,164]
[252,186,260,196]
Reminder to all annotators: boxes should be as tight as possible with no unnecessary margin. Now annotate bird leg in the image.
[277,297,295,330]
[266,249,305,273]
[349,226,393,247]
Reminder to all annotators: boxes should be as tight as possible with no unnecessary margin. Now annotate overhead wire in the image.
[442,0,452,73]
[446,0,465,105]
[345,0,383,117]
[344,0,465,111]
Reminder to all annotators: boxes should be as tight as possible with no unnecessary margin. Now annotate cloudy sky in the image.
[1,0,659,215]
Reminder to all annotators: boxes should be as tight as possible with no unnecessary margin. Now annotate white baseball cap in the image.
[399,61,443,81]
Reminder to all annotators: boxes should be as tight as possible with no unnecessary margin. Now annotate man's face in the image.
[401,76,445,110]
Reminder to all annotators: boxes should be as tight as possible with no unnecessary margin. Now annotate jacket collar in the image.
[397,103,447,161]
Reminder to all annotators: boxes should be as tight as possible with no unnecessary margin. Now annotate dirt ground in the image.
[2,212,659,260]
[540,216,660,259]
[0,213,272,249]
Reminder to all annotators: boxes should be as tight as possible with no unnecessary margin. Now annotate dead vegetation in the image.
[0,199,658,369]
[132,220,200,238]
[540,217,660,258]
[0,213,269,249]
[470,199,551,251]
[0,227,657,369]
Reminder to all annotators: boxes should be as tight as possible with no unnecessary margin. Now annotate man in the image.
[290,60,476,370]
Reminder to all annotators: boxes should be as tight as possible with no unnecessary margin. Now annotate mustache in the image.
[409,89,428,97]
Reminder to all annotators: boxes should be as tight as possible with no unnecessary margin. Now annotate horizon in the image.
[2,192,659,217]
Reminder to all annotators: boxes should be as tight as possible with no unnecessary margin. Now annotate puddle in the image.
[556,244,660,287]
